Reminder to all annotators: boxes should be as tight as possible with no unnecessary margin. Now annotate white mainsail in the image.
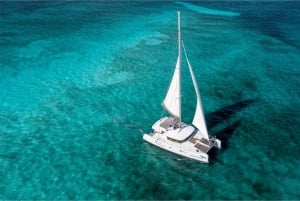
[182,42,209,140]
[162,11,182,120]
[162,56,181,118]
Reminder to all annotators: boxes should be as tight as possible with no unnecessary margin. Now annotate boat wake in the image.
[176,1,240,17]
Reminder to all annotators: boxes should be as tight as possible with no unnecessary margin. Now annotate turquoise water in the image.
[0,1,300,200]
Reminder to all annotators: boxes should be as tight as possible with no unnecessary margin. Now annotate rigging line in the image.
[124,124,144,135]
[182,40,201,102]
[181,41,190,66]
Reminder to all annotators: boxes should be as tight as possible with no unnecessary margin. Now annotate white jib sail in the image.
[182,42,209,140]
[162,56,181,119]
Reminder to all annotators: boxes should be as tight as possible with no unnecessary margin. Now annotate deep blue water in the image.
[0,1,299,200]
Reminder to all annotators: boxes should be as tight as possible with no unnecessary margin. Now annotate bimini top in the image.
[166,126,195,142]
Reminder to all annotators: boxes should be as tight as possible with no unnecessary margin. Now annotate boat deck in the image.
[149,131,211,154]
[159,117,181,130]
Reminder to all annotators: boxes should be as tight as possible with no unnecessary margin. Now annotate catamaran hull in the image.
[143,134,209,163]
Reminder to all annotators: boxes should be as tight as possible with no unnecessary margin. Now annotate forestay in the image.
[182,42,209,140]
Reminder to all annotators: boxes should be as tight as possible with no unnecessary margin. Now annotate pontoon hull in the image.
[143,133,209,163]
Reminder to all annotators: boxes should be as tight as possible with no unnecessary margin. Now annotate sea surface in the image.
[0,1,299,200]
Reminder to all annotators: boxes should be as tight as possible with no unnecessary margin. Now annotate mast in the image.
[177,11,182,124]
[162,11,182,121]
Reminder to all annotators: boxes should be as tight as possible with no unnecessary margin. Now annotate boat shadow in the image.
[206,99,255,163]
[206,99,254,130]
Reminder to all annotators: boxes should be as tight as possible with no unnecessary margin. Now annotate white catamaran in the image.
[143,12,221,163]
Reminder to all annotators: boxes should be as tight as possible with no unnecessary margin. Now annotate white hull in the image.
[143,133,209,163]
[143,117,221,163]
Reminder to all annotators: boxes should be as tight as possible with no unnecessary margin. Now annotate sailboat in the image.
[143,12,221,163]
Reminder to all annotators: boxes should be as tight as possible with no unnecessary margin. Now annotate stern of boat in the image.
[143,133,153,143]
[210,136,222,149]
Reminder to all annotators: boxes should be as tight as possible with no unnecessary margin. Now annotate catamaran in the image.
[143,12,221,163]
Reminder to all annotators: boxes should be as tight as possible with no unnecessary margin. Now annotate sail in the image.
[162,56,181,118]
[162,12,182,119]
[182,42,209,140]
[193,101,209,139]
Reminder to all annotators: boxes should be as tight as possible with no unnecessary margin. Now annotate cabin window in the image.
[167,137,181,143]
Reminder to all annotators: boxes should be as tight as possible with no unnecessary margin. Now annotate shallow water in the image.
[0,1,299,200]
